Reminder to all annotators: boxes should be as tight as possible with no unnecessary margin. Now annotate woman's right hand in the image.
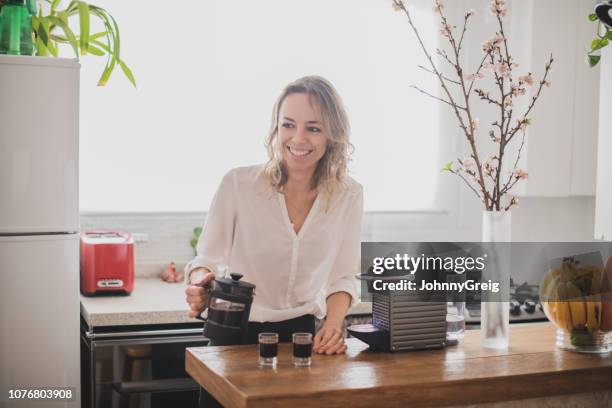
[185,268,216,318]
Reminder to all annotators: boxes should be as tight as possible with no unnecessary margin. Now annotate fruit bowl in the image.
[540,257,612,353]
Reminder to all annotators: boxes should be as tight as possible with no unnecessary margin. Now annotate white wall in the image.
[79,0,603,273]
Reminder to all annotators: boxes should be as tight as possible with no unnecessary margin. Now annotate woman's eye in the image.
[308,127,321,133]
[282,123,294,129]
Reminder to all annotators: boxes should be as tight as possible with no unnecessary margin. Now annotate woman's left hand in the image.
[313,324,346,355]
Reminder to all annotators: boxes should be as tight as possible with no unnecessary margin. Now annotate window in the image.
[79,0,441,212]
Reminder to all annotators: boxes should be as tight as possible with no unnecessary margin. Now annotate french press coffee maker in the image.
[196,272,256,346]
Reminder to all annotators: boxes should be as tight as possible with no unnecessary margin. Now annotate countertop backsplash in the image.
[80,212,205,278]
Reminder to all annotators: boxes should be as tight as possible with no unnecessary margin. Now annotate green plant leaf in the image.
[118,60,136,88]
[57,10,69,25]
[588,54,601,67]
[193,227,203,236]
[588,13,598,22]
[90,39,117,84]
[89,7,120,85]
[441,161,454,172]
[46,15,79,56]
[90,31,109,40]
[50,34,68,42]
[87,43,105,56]
[35,35,48,56]
[65,0,79,15]
[606,30,612,41]
[77,1,90,55]
[190,238,198,249]
[591,37,609,51]
[49,0,61,14]
[36,17,50,46]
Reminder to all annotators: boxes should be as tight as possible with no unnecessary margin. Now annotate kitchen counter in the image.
[186,323,612,408]
[80,278,373,329]
[80,278,197,328]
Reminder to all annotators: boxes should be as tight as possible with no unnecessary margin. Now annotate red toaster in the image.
[80,230,135,296]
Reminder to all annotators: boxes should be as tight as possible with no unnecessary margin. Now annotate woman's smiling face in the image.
[278,93,328,175]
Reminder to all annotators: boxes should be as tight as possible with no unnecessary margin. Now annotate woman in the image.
[184,75,362,356]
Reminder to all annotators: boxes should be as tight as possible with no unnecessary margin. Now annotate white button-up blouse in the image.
[185,164,363,323]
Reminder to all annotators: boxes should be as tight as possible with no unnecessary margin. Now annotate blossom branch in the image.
[418,65,461,85]
[410,85,466,110]
[393,0,553,211]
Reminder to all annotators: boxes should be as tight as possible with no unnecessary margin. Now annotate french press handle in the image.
[194,283,213,322]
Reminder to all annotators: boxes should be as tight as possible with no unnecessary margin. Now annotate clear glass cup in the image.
[446,301,466,344]
[258,332,278,367]
[446,273,466,345]
[292,332,313,367]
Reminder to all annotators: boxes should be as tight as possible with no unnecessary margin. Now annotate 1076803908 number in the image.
[7,388,75,400]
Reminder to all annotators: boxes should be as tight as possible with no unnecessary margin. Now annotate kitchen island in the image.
[186,323,612,408]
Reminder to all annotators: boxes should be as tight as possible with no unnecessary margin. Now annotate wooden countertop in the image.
[185,323,612,408]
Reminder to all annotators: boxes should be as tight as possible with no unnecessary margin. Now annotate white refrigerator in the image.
[0,55,80,407]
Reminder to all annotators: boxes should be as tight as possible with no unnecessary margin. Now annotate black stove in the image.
[464,279,548,324]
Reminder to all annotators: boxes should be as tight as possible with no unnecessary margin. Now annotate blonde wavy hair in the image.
[263,76,352,196]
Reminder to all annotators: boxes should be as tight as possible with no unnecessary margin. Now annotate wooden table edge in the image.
[186,349,249,408]
[241,364,612,408]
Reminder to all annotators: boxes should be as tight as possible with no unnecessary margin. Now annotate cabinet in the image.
[508,0,600,197]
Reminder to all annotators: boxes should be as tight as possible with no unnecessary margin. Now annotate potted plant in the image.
[0,0,134,86]
[587,1,612,67]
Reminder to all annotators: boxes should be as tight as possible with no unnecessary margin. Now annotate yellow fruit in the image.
[585,299,602,333]
[540,260,608,334]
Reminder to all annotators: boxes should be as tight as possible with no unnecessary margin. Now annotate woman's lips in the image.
[286,145,313,157]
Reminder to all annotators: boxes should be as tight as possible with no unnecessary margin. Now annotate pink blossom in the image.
[517,118,531,131]
[483,155,498,176]
[514,169,528,180]
[465,72,485,81]
[482,34,503,53]
[495,62,511,78]
[470,118,480,131]
[519,73,534,86]
[511,86,526,96]
[458,158,476,172]
[489,0,507,17]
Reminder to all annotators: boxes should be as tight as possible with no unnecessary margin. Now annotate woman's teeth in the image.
[287,146,313,157]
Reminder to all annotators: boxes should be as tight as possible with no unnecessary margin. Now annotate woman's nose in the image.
[293,126,308,142]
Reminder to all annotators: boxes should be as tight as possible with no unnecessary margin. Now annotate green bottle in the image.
[0,0,35,56]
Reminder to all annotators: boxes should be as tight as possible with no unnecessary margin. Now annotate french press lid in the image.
[212,273,256,301]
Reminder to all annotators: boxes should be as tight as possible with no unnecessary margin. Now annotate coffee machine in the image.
[348,275,447,352]
[196,273,256,346]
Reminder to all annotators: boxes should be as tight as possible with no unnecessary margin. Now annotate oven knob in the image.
[524,300,536,314]
[510,300,521,316]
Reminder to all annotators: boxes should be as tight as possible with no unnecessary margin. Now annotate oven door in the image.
[81,324,208,408]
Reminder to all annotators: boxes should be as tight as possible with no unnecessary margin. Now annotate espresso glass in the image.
[258,333,278,367]
[292,333,313,367]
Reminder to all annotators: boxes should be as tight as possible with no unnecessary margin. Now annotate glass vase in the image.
[480,210,511,349]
